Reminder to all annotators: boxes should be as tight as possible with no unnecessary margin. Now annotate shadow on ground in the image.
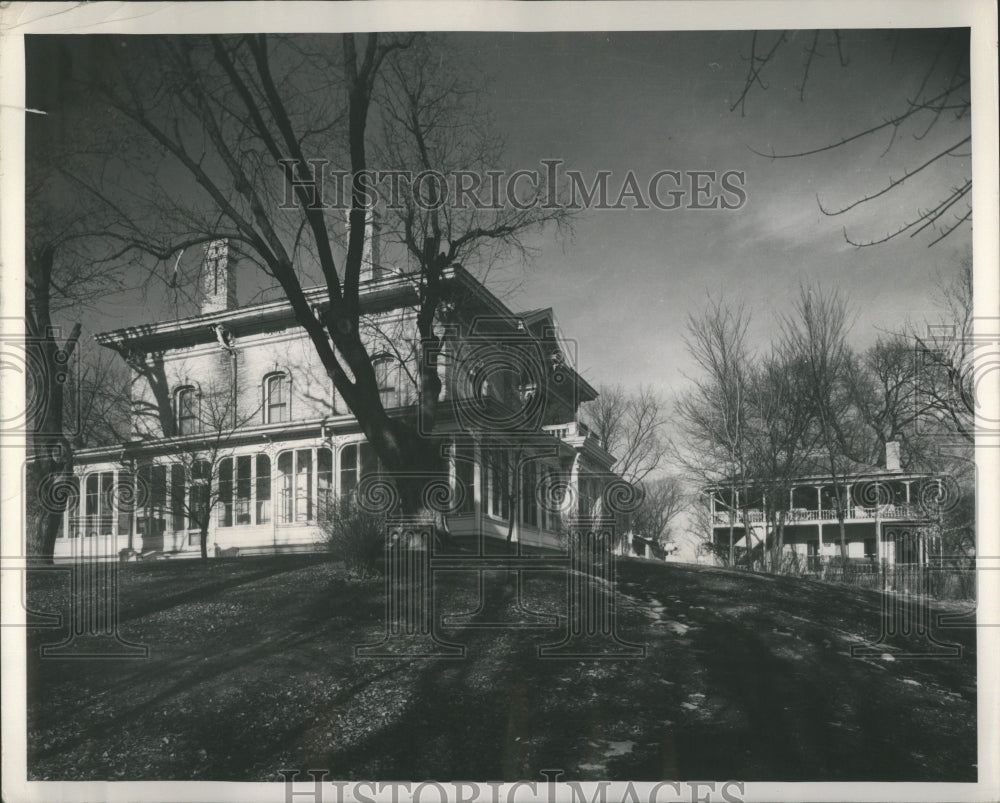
[24,554,976,781]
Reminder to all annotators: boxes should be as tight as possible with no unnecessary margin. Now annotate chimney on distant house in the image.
[346,208,382,283]
[885,440,901,472]
[201,238,237,314]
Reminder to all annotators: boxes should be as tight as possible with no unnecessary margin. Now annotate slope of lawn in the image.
[24,552,976,782]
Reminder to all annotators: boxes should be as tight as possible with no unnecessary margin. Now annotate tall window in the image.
[578,474,601,518]
[296,450,312,522]
[60,476,80,538]
[454,443,475,515]
[265,373,289,423]
[339,442,377,502]
[487,449,510,520]
[189,460,211,531]
[84,473,99,535]
[374,357,398,408]
[256,454,271,523]
[539,468,552,531]
[277,449,313,523]
[176,386,199,435]
[521,460,538,527]
[219,455,266,527]
[218,458,234,527]
[84,471,115,536]
[138,464,167,539]
[170,464,186,531]
[117,471,135,538]
[318,448,333,520]
[235,456,252,525]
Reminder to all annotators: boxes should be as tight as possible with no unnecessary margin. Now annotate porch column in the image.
[62,497,71,543]
[312,446,319,525]
[904,480,911,504]
[473,441,483,546]
[129,472,137,552]
[875,503,882,566]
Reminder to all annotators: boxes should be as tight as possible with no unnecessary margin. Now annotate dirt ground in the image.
[23,553,977,781]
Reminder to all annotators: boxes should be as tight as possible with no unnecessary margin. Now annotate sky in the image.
[28,29,971,398]
[448,30,971,396]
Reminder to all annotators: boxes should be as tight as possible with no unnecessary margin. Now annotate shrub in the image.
[320,498,387,579]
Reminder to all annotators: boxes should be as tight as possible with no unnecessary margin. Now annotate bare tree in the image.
[23,164,129,561]
[910,256,975,444]
[631,475,686,551]
[120,380,262,560]
[674,299,754,566]
[744,351,817,571]
[779,285,859,560]
[68,348,134,449]
[45,34,569,513]
[844,332,936,470]
[581,384,669,485]
[733,30,971,246]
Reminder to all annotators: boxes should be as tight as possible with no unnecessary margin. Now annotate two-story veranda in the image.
[707,462,944,568]
[52,245,617,562]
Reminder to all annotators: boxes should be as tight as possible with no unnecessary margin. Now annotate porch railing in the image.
[712,502,927,527]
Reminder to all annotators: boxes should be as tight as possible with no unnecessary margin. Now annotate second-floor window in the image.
[265,373,289,423]
[176,386,199,435]
[373,357,397,409]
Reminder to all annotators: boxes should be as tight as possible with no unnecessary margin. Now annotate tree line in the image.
[674,262,975,571]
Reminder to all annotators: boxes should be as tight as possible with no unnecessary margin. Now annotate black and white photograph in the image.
[1,2,997,802]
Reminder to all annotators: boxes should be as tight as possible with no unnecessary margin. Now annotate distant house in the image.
[618,532,674,561]
[54,232,618,561]
[705,443,945,570]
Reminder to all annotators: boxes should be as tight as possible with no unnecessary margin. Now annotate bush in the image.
[320,499,387,579]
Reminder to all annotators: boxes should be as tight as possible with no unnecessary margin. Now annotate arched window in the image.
[373,357,398,409]
[219,453,269,527]
[256,454,271,523]
[265,372,290,423]
[339,442,378,501]
[277,449,312,523]
[318,448,333,520]
[176,386,199,435]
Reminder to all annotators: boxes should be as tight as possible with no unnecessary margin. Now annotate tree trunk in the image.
[200,525,209,560]
[26,314,81,563]
[30,450,74,564]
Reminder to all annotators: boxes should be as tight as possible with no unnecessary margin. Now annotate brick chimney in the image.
[201,239,237,314]
[885,440,901,472]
